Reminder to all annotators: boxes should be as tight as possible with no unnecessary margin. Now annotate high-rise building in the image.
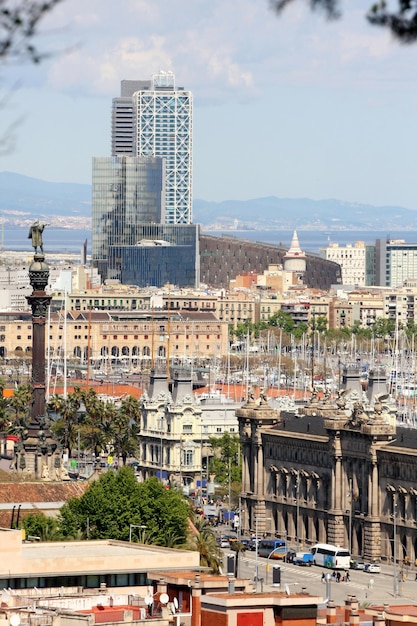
[376,238,417,288]
[92,155,165,279]
[112,72,193,225]
[111,80,151,156]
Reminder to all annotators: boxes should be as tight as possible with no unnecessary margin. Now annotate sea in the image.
[3,227,417,256]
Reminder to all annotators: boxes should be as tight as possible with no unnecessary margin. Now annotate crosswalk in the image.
[240,557,369,591]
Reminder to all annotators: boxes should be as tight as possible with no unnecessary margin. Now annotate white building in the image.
[320,240,367,286]
[131,72,193,225]
[138,368,240,491]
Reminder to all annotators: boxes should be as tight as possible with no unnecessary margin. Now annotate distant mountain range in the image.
[0,171,416,231]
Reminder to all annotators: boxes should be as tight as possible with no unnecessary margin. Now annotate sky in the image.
[0,0,416,210]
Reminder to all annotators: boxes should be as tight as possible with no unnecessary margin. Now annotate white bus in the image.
[311,543,350,570]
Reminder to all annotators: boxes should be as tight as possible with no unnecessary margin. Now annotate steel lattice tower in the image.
[132,72,193,225]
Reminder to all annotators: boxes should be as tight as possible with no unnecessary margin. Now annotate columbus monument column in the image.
[15,221,63,480]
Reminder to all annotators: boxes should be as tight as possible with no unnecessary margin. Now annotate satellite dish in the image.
[173,597,179,610]
[10,615,21,626]
[160,593,169,605]
[144,596,154,606]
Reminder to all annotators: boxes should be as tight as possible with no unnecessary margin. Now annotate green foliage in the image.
[269,310,295,333]
[58,468,190,546]
[311,315,328,333]
[49,389,140,462]
[22,512,61,541]
[208,432,241,486]
[372,317,396,338]
[7,383,31,435]
[188,517,222,573]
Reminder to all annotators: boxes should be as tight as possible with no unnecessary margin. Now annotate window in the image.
[183,449,193,466]
[183,424,193,432]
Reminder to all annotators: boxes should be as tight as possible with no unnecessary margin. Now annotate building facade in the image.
[91,156,165,281]
[111,79,151,156]
[200,235,342,291]
[376,239,417,288]
[238,368,417,564]
[0,309,228,364]
[108,223,200,288]
[131,72,193,225]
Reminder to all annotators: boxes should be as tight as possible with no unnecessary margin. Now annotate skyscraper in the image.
[112,72,193,225]
[92,155,165,279]
[112,80,151,156]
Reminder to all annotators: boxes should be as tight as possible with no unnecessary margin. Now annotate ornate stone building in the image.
[238,368,417,564]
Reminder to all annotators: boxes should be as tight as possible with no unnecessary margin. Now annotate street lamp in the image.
[158,415,165,483]
[129,524,147,542]
[348,477,353,556]
[254,516,270,593]
[393,494,398,597]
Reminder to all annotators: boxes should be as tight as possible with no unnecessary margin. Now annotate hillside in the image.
[0,171,416,231]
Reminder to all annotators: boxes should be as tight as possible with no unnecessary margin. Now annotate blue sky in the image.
[0,0,416,209]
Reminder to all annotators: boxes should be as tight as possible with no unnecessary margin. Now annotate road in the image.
[226,550,417,606]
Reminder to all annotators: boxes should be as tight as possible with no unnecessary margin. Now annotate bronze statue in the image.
[28,220,48,254]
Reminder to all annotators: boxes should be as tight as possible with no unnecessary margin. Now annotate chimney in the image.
[327,600,337,624]
[373,612,386,626]
[148,367,170,399]
[171,369,193,404]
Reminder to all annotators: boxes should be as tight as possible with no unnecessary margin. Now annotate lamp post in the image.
[393,494,398,597]
[254,516,270,592]
[348,477,353,556]
[158,415,164,483]
[129,524,147,542]
[295,471,300,545]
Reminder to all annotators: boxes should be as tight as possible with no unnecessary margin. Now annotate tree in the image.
[372,317,396,338]
[111,396,141,465]
[208,432,241,490]
[59,469,190,546]
[48,390,82,457]
[0,1,63,64]
[269,0,417,44]
[22,512,61,541]
[7,383,31,436]
[187,516,222,574]
[269,310,295,334]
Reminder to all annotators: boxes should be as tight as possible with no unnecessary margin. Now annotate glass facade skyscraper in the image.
[132,72,192,225]
[92,156,165,279]
[108,223,200,288]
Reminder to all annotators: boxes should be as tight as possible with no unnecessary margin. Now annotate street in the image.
[227,550,417,606]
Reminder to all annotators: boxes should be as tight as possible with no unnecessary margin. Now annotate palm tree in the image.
[8,383,31,436]
[81,391,108,458]
[111,396,141,465]
[48,392,81,457]
[188,516,222,574]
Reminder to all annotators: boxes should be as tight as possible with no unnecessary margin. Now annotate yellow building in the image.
[0,310,228,364]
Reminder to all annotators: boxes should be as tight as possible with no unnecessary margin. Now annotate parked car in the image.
[285,550,297,563]
[364,563,381,573]
[247,538,261,551]
[351,560,365,570]
[293,552,313,566]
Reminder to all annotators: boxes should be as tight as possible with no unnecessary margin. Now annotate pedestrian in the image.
[346,571,350,582]
[321,573,325,583]
[414,572,417,582]
[336,571,341,583]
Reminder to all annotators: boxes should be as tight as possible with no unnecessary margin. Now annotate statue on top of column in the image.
[28,220,48,254]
